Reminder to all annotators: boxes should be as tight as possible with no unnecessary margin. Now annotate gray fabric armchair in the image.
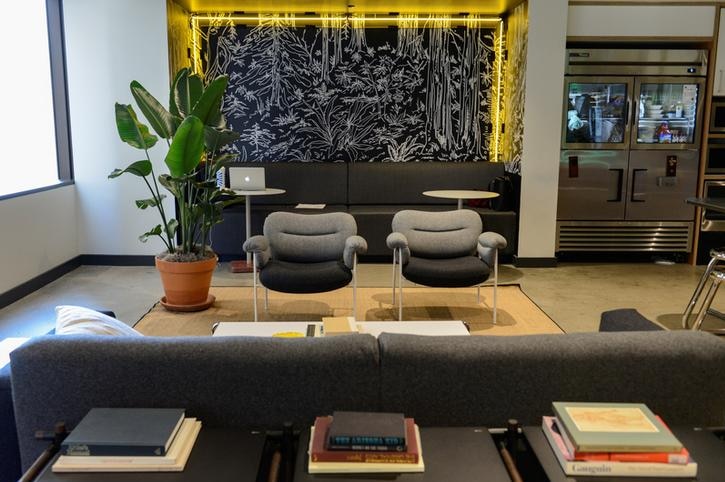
[243,212,367,321]
[386,209,507,322]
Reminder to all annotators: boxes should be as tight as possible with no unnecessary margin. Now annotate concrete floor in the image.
[1,261,724,338]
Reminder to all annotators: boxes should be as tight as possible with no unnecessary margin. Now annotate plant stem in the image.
[143,148,175,253]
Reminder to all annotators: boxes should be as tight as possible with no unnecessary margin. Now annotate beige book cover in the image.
[552,402,683,453]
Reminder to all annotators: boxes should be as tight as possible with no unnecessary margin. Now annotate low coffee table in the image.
[211,320,470,337]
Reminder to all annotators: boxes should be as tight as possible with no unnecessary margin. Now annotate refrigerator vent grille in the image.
[556,222,693,252]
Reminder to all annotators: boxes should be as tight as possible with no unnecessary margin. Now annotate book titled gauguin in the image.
[552,402,683,453]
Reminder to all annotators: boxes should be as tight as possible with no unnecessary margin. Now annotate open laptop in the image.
[229,167,266,191]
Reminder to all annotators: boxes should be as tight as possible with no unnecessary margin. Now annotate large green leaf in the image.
[204,126,240,151]
[115,104,157,150]
[171,68,203,117]
[158,174,183,199]
[191,75,228,126]
[139,224,163,243]
[164,116,205,177]
[135,195,165,210]
[130,81,177,139]
[108,160,152,179]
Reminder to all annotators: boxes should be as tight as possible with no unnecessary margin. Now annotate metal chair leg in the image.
[391,249,397,305]
[477,285,481,304]
[252,253,258,322]
[352,253,358,321]
[264,288,269,311]
[683,255,719,328]
[692,273,724,331]
[493,249,499,325]
[398,248,404,321]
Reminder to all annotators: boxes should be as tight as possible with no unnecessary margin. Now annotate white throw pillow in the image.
[55,305,142,336]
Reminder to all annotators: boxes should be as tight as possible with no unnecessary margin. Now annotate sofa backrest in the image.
[392,209,482,258]
[10,334,380,470]
[229,162,348,205]
[348,162,505,205]
[377,331,725,428]
[264,211,357,262]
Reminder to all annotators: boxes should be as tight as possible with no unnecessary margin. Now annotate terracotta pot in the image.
[155,255,217,310]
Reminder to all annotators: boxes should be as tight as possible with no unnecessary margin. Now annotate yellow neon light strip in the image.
[492,19,504,162]
[192,15,501,23]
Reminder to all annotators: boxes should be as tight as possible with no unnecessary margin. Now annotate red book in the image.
[310,416,419,464]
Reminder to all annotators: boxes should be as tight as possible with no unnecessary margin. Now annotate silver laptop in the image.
[229,167,266,191]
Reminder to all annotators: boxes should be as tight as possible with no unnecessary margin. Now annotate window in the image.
[0,0,71,198]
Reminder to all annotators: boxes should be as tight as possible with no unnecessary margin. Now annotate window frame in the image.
[0,0,73,201]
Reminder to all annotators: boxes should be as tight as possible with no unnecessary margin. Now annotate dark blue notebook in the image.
[61,408,185,456]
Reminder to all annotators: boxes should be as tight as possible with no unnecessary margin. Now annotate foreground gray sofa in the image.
[10,331,725,471]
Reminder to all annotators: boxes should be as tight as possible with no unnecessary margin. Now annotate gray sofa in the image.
[211,162,517,258]
[10,330,725,472]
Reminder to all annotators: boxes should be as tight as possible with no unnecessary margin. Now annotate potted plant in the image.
[110,68,241,311]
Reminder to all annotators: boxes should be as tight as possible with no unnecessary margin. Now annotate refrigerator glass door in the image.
[625,150,698,221]
[631,77,705,150]
[558,150,628,220]
[562,76,632,150]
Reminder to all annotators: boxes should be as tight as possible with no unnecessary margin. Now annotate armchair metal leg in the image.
[352,253,358,321]
[398,248,404,322]
[264,288,269,311]
[252,253,259,322]
[476,285,480,304]
[493,249,499,325]
[693,275,722,331]
[391,249,397,305]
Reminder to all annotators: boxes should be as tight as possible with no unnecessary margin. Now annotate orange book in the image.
[310,416,419,464]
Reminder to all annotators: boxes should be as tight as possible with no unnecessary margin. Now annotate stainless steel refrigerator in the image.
[557,49,707,252]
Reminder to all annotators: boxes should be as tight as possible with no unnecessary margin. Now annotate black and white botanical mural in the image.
[201,20,498,162]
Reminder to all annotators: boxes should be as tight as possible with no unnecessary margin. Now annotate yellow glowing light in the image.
[492,19,504,162]
[191,15,501,24]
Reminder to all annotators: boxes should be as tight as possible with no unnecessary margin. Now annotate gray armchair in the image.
[243,212,367,322]
[386,209,507,322]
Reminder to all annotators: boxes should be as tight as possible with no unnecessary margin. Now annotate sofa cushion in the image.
[348,162,505,205]
[55,305,142,336]
[229,162,348,205]
[260,259,352,293]
[377,331,725,428]
[404,256,490,287]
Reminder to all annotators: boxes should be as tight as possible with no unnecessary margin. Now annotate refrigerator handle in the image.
[624,100,630,126]
[631,168,647,203]
[607,168,624,202]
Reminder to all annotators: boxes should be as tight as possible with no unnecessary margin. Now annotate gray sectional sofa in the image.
[9,330,725,473]
[210,162,517,259]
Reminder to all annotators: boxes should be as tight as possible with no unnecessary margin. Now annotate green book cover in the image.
[551,402,683,453]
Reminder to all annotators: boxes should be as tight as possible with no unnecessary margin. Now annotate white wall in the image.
[0,186,77,293]
[64,0,172,256]
[517,0,569,261]
[567,5,715,38]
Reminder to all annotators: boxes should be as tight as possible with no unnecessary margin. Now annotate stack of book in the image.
[308,411,424,474]
[542,401,697,478]
[52,407,201,472]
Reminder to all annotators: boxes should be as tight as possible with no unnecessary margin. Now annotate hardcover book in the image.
[541,417,697,478]
[311,416,419,463]
[308,424,424,474]
[53,418,201,472]
[544,416,690,464]
[61,408,186,457]
[327,411,406,449]
[552,402,683,453]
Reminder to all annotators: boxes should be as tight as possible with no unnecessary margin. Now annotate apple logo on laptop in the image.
[245,176,250,182]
